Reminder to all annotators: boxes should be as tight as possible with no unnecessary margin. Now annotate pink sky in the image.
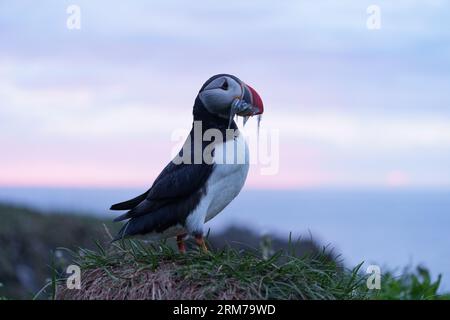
[1,1,450,190]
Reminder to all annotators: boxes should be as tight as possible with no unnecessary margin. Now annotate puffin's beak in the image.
[228,81,264,128]
[233,83,264,117]
[243,83,264,116]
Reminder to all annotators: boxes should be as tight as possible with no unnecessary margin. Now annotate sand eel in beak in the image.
[110,74,264,253]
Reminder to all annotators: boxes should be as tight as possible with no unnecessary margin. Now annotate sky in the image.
[1,0,450,189]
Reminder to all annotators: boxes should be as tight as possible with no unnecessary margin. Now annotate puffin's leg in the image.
[176,233,187,254]
[194,234,208,253]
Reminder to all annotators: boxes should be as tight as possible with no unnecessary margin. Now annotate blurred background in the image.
[1,0,449,298]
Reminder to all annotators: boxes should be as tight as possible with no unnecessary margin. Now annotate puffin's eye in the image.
[221,79,229,90]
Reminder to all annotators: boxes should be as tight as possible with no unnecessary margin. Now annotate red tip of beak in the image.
[246,84,264,115]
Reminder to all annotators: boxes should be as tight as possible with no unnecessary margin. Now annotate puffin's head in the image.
[198,74,264,120]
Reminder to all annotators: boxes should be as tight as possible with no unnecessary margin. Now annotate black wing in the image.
[148,161,214,200]
[111,161,213,222]
[111,160,214,240]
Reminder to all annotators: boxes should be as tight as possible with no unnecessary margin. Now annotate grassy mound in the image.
[55,239,367,300]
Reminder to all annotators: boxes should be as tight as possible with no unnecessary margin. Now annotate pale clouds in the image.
[1,1,450,188]
[270,112,450,150]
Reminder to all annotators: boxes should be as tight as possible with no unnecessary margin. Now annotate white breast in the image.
[205,133,250,221]
[185,132,249,233]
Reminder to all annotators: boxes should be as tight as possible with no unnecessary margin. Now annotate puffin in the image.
[110,74,264,252]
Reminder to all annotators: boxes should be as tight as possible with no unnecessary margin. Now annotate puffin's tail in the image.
[110,190,150,211]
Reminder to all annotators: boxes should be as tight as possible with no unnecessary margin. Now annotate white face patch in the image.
[198,76,242,117]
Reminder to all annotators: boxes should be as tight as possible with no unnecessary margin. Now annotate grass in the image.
[372,266,450,300]
[53,238,369,300]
